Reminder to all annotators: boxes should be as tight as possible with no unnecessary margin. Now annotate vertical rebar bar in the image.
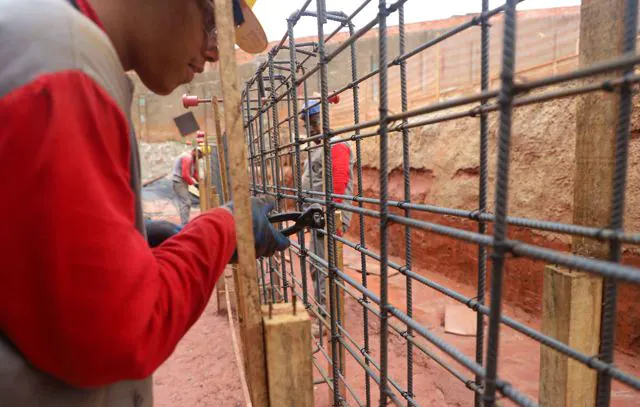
[483,0,517,405]
[596,1,638,405]
[264,80,280,302]
[315,0,341,404]
[268,52,290,303]
[475,1,490,405]
[288,16,311,308]
[377,0,391,405]
[347,16,372,407]
[398,4,414,406]
[257,76,277,303]
[245,86,259,195]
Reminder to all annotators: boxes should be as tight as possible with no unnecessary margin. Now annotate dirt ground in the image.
[143,120,640,405]
[146,200,640,405]
[154,294,244,407]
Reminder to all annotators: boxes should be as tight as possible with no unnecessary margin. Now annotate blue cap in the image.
[300,101,321,120]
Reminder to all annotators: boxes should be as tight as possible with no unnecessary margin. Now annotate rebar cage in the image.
[240,0,640,405]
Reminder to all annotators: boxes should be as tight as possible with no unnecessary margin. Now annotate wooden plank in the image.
[539,1,624,406]
[202,132,211,209]
[572,0,624,259]
[213,0,269,405]
[539,266,603,406]
[213,98,230,202]
[212,98,230,314]
[263,303,314,407]
[224,271,252,406]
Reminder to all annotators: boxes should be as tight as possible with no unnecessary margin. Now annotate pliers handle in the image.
[268,206,325,236]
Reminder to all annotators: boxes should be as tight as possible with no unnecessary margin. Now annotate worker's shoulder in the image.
[0,0,130,111]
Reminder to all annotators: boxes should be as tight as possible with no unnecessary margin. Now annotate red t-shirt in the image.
[0,0,236,387]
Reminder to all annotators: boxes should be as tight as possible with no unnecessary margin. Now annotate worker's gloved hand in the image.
[226,197,290,263]
[145,219,183,248]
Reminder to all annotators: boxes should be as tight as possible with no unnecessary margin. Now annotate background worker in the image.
[0,0,281,406]
[300,100,355,321]
[173,147,202,225]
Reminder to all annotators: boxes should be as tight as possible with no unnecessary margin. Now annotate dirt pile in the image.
[139,141,192,182]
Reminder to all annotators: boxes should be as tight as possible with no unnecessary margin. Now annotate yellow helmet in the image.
[234,0,268,53]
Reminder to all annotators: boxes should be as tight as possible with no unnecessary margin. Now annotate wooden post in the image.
[263,302,314,407]
[213,98,230,202]
[203,134,212,209]
[198,150,208,212]
[212,98,232,315]
[539,1,624,406]
[213,0,269,405]
[326,211,346,401]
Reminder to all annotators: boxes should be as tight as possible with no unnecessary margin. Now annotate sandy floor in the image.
[151,245,640,406]
[145,197,640,406]
[154,295,244,407]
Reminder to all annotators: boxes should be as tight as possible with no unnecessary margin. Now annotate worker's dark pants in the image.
[309,224,349,315]
[310,230,326,313]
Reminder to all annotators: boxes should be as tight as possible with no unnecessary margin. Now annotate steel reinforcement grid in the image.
[239,1,640,406]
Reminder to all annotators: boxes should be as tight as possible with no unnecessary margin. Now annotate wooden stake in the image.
[212,98,231,314]
[263,303,314,407]
[198,164,208,212]
[539,1,624,406]
[203,134,212,209]
[224,271,252,407]
[213,0,268,405]
[213,98,230,202]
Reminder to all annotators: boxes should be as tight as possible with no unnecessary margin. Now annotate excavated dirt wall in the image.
[344,88,640,353]
[142,87,640,353]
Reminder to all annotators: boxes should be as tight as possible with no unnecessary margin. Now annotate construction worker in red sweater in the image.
[0,1,286,406]
[173,147,202,225]
[300,100,354,325]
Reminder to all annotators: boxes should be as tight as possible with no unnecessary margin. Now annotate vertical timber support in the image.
[539,1,628,407]
[213,97,233,315]
[213,0,269,406]
[263,302,314,407]
[540,265,603,406]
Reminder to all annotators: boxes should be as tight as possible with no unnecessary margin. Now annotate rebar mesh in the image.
[240,1,640,406]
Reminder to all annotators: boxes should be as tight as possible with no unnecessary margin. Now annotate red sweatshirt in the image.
[175,153,199,185]
[0,0,236,388]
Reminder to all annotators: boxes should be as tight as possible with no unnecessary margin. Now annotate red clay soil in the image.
[154,296,244,407]
[151,246,640,406]
[145,195,640,405]
[354,167,640,355]
[303,247,640,406]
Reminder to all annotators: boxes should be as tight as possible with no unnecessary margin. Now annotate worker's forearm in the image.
[0,72,237,388]
[34,209,236,387]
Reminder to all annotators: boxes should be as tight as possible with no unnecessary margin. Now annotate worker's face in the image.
[133,0,219,95]
[305,114,321,138]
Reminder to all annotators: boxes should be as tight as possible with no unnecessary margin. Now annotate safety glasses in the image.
[199,0,246,62]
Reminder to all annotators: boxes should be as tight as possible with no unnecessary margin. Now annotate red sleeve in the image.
[331,143,351,203]
[0,71,237,387]
[181,156,195,185]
